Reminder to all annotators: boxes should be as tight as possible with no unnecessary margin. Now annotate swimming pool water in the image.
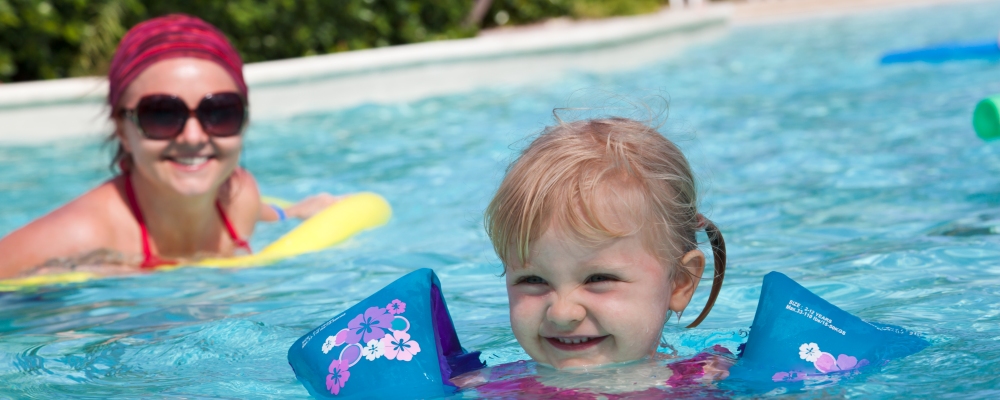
[3,1,1000,397]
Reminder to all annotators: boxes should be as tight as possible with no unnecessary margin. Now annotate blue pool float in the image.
[289,270,928,397]
[287,269,484,398]
[728,272,929,386]
[880,40,1000,64]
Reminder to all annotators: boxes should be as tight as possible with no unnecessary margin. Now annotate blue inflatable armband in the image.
[287,269,485,398]
[729,272,928,384]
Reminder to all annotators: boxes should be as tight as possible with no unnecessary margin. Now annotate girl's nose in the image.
[546,293,586,329]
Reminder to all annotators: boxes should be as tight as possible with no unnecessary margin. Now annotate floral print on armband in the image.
[362,339,384,361]
[382,330,421,361]
[798,343,821,362]
[322,329,348,354]
[772,342,870,383]
[347,306,394,344]
[326,359,350,395]
[319,299,418,396]
[387,299,406,315]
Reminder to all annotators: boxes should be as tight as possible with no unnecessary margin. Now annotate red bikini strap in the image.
[215,200,252,253]
[123,174,175,269]
[124,173,251,266]
[122,173,151,261]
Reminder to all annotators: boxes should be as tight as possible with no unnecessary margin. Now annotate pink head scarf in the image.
[107,14,247,113]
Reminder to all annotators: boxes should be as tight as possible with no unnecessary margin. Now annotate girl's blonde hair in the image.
[484,117,726,328]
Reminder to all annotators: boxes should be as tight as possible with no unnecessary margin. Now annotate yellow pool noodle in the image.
[189,192,391,268]
[0,271,97,292]
[0,192,392,290]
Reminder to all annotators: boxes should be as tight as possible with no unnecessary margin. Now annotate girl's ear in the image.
[669,249,706,314]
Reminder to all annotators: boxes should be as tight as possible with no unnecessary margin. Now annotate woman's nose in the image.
[546,293,586,329]
[175,113,209,144]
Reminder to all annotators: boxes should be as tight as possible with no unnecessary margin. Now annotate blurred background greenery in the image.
[0,0,675,83]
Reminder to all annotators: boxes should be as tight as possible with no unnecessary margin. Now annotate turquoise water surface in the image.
[3,1,1000,397]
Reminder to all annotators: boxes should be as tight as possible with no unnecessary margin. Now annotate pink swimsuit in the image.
[470,346,734,399]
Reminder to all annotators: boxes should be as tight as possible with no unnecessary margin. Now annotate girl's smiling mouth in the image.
[545,335,609,351]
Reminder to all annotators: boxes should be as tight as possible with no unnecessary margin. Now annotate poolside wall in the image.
[0,0,983,144]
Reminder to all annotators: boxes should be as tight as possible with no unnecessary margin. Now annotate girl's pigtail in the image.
[685,216,726,328]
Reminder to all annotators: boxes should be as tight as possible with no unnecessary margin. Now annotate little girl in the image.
[464,117,731,393]
[284,117,733,397]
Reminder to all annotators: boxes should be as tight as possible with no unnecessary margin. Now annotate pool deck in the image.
[0,0,989,143]
[732,0,989,24]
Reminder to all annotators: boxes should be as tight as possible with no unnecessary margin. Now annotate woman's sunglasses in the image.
[118,92,247,140]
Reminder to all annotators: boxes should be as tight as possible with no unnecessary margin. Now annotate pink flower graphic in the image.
[346,307,392,344]
[814,352,868,373]
[771,371,807,382]
[772,350,870,382]
[381,330,421,361]
[387,299,406,315]
[326,359,350,395]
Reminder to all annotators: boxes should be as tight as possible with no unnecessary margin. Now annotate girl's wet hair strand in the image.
[685,216,726,329]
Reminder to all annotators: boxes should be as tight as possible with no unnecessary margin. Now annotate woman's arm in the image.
[223,169,342,223]
[259,193,343,222]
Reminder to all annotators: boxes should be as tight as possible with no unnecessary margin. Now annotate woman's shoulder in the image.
[0,179,132,277]
[28,179,131,246]
[222,168,262,231]
[228,168,261,199]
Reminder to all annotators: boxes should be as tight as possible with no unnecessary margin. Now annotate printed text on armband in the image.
[785,300,846,336]
[302,312,345,348]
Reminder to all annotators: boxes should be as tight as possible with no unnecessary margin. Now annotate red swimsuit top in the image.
[122,174,252,269]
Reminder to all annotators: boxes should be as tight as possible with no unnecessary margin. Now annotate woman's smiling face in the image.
[116,57,243,196]
[505,222,702,369]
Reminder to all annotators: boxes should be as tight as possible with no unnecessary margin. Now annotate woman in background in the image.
[0,14,335,278]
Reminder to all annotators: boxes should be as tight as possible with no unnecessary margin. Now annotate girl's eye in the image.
[516,275,547,285]
[585,274,619,284]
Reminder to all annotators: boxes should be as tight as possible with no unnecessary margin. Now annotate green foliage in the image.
[0,0,673,83]
[570,0,668,18]
[0,0,111,81]
[140,0,475,64]
[0,0,476,82]
[482,0,671,27]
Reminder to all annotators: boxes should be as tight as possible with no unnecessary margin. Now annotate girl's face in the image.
[505,223,704,369]
[116,58,243,196]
